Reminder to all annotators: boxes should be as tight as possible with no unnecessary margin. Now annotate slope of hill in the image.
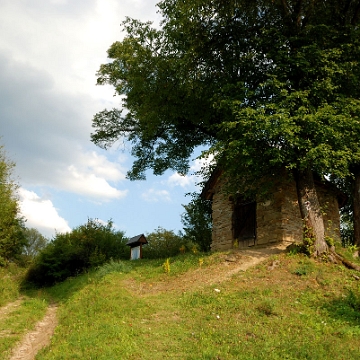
[2,246,360,359]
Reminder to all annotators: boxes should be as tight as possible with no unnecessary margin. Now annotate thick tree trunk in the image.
[293,167,328,256]
[353,168,360,247]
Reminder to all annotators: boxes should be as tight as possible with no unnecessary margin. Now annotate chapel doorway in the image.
[232,199,256,247]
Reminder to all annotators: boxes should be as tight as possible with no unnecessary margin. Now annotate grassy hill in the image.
[2,249,360,359]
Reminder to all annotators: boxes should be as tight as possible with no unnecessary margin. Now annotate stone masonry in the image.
[209,174,342,251]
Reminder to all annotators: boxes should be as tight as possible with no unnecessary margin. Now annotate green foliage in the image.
[92,0,360,179]
[292,259,315,276]
[0,264,24,307]
[330,175,356,246]
[325,236,335,247]
[22,227,48,261]
[0,145,26,265]
[181,193,212,252]
[142,227,189,259]
[341,218,355,247]
[344,289,360,316]
[347,244,359,253]
[92,0,360,253]
[24,219,129,287]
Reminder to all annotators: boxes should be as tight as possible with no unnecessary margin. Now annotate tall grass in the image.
[0,264,24,307]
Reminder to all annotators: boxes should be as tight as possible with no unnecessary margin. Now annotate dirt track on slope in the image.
[4,304,58,360]
[0,299,24,321]
[124,243,288,296]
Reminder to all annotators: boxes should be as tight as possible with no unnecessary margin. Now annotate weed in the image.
[345,289,360,312]
[286,243,303,256]
[292,259,314,276]
[347,244,358,253]
[302,221,316,255]
[256,300,277,316]
[163,258,171,274]
[325,236,335,247]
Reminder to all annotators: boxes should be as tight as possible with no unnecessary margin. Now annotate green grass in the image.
[0,264,25,307]
[2,252,360,359]
[0,297,48,357]
[35,253,360,359]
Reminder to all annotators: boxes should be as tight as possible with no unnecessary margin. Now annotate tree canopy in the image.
[22,227,48,260]
[181,193,212,252]
[0,145,26,265]
[92,0,360,253]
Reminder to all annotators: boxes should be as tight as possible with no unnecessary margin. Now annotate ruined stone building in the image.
[202,170,346,251]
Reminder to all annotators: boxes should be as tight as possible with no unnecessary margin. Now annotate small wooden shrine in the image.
[126,234,148,260]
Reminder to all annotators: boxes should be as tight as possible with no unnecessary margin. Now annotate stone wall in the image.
[256,191,283,245]
[317,186,341,242]
[278,179,303,244]
[211,182,234,251]
[210,175,342,251]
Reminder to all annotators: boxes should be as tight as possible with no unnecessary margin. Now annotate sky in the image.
[0,0,206,239]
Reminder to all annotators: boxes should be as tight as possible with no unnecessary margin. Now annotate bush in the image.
[142,227,191,259]
[25,219,128,287]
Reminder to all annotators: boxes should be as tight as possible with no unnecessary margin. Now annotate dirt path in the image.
[216,242,288,281]
[0,298,24,321]
[124,243,288,296]
[8,304,58,360]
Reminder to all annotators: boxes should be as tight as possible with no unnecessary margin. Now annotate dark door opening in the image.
[232,199,256,247]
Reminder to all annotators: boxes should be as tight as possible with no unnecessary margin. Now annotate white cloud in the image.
[166,154,215,188]
[168,173,194,188]
[51,151,129,200]
[0,0,160,99]
[80,151,126,182]
[141,189,171,202]
[63,164,128,200]
[190,154,215,172]
[19,188,71,238]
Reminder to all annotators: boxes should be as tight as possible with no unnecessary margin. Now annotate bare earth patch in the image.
[9,304,58,360]
[0,299,24,321]
[124,243,288,296]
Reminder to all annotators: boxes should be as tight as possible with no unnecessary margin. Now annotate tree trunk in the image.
[293,167,328,256]
[353,167,360,247]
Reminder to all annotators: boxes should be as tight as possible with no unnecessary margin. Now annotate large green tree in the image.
[92,0,360,255]
[181,194,212,252]
[0,145,26,265]
[22,227,48,260]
